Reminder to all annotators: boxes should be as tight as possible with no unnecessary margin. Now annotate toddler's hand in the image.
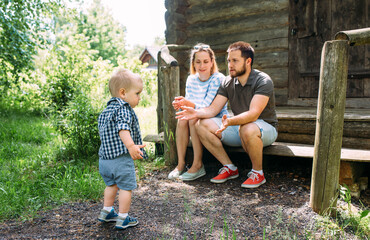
[127,144,146,160]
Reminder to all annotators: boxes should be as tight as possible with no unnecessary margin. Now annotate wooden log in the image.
[186,0,288,24]
[165,0,188,13]
[160,46,178,66]
[310,40,349,215]
[335,28,370,46]
[287,97,370,109]
[187,11,289,37]
[192,27,289,52]
[254,51,289,69]
[278,119,370,139]
[186,36,288,54]
[277,133,314,145]
[165,11,187,29]
[263,68,288,88]
[187,0,227,7]
[161,64,180,165]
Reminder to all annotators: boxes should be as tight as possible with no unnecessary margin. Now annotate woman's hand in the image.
[172,96,194,110]
[215,114,229,134]
[172,96,184,111]
[175,106,197,120]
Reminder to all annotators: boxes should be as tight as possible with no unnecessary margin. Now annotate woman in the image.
[168,43,228,181]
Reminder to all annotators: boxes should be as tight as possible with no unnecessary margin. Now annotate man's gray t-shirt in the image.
[217,69,278,128]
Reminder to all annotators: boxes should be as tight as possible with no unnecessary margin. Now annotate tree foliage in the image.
[0,0,59,93]
[2,0,158,158]
[78,0,127,65]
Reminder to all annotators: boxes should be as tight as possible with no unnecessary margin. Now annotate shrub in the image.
[56,93,103,158]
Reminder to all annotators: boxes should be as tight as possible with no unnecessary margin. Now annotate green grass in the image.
[1,105,368,240]
[0,105,162,221]
[0,109,105,221]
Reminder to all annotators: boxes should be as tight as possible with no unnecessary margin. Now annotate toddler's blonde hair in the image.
[109,69,141,97]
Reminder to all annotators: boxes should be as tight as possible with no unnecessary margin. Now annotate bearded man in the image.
[176,41,278,188]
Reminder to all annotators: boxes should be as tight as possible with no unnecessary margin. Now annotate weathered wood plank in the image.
[186,37,288,55]
[144,133,370,162]
[287,98,370,109]
[277,133,370,150]
[187,11,289,37]
[274,88,288,98]
[265,143,370,162]
[254,51,289,69]
[278,120,370,139]
[186,26,289,52]
[364,78,370,97]
[186,0,288,24]
[262,68,288,88]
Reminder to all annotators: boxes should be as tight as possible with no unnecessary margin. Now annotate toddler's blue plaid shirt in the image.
[98,97,147,160]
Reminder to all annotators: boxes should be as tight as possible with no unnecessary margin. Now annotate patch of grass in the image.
[0,104,162,222]
[133,105,166,180]
[0,109,105,221]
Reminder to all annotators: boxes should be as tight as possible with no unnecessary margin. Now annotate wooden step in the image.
[275,107,370,149]
[143,133,370,162]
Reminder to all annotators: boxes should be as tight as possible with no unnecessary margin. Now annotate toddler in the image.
[97,69,146,229]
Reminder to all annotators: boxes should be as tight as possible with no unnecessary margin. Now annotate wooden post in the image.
[310,40,349,214]
[159,46,180,165]
[157,51,164,133]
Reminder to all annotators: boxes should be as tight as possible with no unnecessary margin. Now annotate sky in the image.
[100,0,166,48]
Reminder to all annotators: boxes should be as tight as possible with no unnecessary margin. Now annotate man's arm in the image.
[176,95,228,120]
[228,94,269,125]
[215,95,269,134]
[119,130,145,160]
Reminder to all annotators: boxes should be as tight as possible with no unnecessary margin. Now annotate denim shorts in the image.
[211,118,278,147]
[99,154,137,191]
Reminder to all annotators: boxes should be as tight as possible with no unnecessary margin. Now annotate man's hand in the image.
[215,114,229,134]
[175,106,197,120]
[127,144,146,160]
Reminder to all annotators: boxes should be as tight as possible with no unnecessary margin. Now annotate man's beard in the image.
[230,65,246,78]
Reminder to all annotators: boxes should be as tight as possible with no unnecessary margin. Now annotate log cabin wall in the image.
[163,0,370,149]
[165,0,290,105]
[165,0,369,108]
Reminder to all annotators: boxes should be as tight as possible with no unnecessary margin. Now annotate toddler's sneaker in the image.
[115,215,139,229]
[210,166,239,183]
[98,209,118,222]
[241,171,266,188]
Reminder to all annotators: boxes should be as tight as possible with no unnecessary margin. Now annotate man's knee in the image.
[197,119,215,131]
[197,118,223,139]
[239,123,261,141]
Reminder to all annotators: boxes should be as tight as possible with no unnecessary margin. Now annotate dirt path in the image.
[1,159,368,239]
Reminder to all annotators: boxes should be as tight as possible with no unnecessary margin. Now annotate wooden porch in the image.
[144,106,370,196]
[144,106,370,159]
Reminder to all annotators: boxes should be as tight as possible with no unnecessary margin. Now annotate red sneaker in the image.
[210,166,239,183]
[241,171,266,188]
